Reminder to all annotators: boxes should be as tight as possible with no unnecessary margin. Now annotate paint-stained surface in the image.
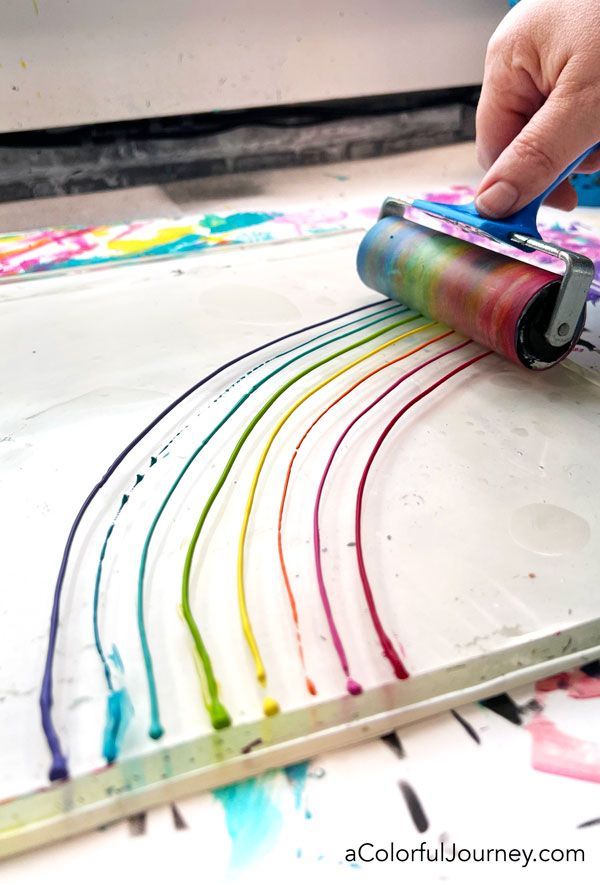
[0,207,379,277]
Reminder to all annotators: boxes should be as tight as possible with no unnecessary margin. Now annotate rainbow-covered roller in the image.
[357,151,600,371]
[357,214,586,370]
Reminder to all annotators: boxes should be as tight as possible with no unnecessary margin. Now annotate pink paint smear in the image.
[536,670,600,699]
[535,669,600,700]
[527,716,600,784]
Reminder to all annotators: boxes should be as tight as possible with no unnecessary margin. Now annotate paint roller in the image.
[357,145,600,369]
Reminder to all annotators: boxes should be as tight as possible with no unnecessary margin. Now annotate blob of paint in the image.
[103,689,133,764]
[210,701,232,730]
[263,697,280,717]
[149,722,164,740]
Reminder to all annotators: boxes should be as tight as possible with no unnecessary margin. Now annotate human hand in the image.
[475,0,600,219]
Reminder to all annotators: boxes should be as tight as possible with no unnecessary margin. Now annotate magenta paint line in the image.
[313,339,481,690]
[353,348,493,678]
[39,298,388,781]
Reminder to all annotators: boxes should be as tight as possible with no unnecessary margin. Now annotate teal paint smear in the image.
[27,240,213,274]
[102,687,133,764]
[107,644,124,673]
[283,761,309,811]
[23,211,282,273]
[201,211,281,233]
[214,773,283,869]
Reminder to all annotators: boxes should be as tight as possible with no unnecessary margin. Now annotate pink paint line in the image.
[313,338,486,691]
[354,348,492,680]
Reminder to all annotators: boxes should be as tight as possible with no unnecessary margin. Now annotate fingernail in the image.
[475,181,519,218]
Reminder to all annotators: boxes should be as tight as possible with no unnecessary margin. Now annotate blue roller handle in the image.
[412,142,600,247]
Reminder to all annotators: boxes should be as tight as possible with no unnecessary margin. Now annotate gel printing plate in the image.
[0,231,599,856]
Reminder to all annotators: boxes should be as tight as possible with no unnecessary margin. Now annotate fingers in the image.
[574,146,600,173]
[475,85,599,218]
[476,86,529,172]
[476,23,544,171]
[542,178,578,211]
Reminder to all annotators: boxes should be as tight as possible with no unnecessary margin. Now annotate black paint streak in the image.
[241,737,263,755]
[171,803,188,830]
[127,812,147,836]
[520,698,543,714]
[581,660,600,678]
[450,709,480,744]
[380,731,405,759]
[398,780,429,833]
[577,816,600,829]
[561,636,574,654]
[578,338,599,353]
[480,693,522,725]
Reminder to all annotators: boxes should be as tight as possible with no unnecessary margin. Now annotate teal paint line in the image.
[214,773,283,870]
[93,490,129,691]
[139,306,411,739]
[179,312,418,732]
[211,302,400,406]
[94,522,117,692]
[93,459,160,762]
[91,300,402,757]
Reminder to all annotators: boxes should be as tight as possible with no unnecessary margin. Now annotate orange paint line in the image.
[276,328,453,693]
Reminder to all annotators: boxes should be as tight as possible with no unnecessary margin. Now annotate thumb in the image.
[475,88,598,219]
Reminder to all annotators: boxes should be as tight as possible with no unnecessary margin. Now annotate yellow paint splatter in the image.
[32,0,40,15]
[20,59,27,70]
[105,225,198,253]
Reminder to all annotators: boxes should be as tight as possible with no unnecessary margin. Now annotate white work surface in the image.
[2,145,600,882]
